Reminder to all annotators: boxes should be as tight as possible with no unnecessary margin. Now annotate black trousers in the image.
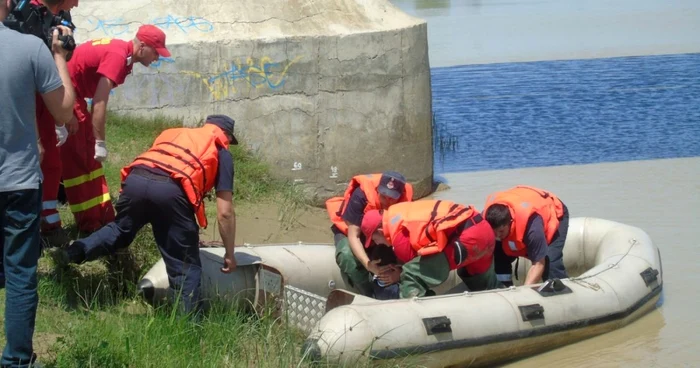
[75,168,202,314]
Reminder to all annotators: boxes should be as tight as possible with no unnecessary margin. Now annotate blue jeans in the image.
[0,187,42,368]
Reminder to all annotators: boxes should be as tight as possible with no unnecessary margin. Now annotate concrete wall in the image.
[72,0,434,204]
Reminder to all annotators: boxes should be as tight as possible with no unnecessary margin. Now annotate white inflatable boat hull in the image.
[138,217,663,367]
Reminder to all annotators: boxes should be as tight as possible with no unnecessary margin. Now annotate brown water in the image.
[430,157,700,367]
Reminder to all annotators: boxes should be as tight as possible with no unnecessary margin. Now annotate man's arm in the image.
[341,189,387,274]
[346,223,373,269]
[217,191,237,272]
[35,120,44,163]
[524,215,548,285]
[40,27,76,125]
[91,76,114,141]
[214,148,236,273]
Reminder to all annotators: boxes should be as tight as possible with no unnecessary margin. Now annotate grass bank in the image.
[0,113,385,367]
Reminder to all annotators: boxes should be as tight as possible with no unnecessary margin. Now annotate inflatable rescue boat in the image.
[138,217,663,367]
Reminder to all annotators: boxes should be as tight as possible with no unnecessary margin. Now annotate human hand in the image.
[366,259,393,275]
[66,116,78,134]
[51,26,74,59]
[220,252,237,273]
[38,140,45,163]
[55,125,68,146]
[377,265,402,285]
[94,140,107,162]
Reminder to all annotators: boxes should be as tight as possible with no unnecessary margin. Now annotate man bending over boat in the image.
[49,115,239,317]
[326,172,413,297]
[483,185,570,287]
[361,199,500,299]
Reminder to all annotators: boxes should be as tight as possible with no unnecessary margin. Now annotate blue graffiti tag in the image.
[151,15,214,33]
[86,16,130,36]
[85,15,214,36]
[150,57,176,68]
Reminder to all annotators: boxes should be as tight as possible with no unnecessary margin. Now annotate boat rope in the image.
[569,238,638,282]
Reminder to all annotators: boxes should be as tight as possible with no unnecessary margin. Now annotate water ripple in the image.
[431,53,700,173]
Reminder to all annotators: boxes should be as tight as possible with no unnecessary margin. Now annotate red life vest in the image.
[325,173,413,234]
[121,124,230,228]
[383,199,477,257]
[484,185,564,257]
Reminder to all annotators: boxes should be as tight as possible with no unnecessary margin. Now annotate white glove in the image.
[55,125,68,147]
[94,140,108,162]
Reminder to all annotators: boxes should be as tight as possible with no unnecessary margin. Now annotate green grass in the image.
[4,275,419,367]
[101,112,283,204]
[0,112,377,367]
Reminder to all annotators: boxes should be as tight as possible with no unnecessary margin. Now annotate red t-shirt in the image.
[392,228,417,264]
[67,38,134,98]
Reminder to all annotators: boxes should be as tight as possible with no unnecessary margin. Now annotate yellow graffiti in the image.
[183,55,303,101]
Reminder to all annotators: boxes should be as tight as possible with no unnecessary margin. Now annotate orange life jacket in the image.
[121,124,230,229]
[484,185,564,257]
[382,199,477,257]
[325,173,414,234]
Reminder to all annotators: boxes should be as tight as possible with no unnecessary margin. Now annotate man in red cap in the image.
[39,24,171,239]
[361,199,501,298]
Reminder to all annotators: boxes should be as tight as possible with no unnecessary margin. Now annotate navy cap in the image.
[377,171,407,200]
[205,114,238,145]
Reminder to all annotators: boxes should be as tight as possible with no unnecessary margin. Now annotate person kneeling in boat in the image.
[49,115,240,317]
[361,199,500,299]
[483,185,570,287]
[325,171,413,297]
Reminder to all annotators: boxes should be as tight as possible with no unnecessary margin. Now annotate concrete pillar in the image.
[72,0,434,204]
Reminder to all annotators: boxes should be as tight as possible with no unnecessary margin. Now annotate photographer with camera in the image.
[1,0,76,365]
[2,0,80,247]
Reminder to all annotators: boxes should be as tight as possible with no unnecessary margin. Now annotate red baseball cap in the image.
[361,210,383,248]
[136,25,171,57]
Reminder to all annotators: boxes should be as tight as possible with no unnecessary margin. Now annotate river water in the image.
[390,0,700,366]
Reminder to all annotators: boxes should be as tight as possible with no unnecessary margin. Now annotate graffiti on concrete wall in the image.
[291,163,339,182]
[92,54,302,107]
[184,55,303,101]
[85,15,214,36]
[149,57,176,68]
[151,15,214,33]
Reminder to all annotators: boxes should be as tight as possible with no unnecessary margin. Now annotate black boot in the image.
[47,241,86,268]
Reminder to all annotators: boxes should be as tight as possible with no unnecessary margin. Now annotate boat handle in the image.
[640,267,659,287]
[422,316,452,335]
[519,304,545,322]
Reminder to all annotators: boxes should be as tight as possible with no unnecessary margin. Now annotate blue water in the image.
[431,53,700,174]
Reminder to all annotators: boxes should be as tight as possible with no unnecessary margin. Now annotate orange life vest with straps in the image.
[484,185,564,257]
[120,124,230,229]
[382,199,477,257]
[325,173,414,234]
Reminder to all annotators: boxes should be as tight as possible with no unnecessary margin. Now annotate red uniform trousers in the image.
[37,96,63,233]
[59,98,115,232]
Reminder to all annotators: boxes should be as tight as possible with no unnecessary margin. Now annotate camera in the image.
[2,0,77,60]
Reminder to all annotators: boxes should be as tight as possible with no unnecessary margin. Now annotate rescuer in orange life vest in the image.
[483,185,570,287]
[49,115,239,316]
[360,199,501,299]
[325,172,413,297]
